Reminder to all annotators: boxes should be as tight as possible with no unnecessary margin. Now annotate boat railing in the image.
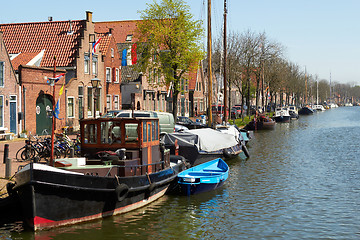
[105,161,166,177]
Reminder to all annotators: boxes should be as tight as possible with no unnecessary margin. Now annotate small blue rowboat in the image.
[177,158,229,195]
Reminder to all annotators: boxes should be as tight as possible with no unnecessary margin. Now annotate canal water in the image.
[2,107,360,239]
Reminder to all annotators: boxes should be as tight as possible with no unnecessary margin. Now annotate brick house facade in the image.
[0,12,122,134]
[0,32,20,135]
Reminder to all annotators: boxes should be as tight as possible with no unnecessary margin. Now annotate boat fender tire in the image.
[115,184,129,202]
[241,143,250,158]
[6,182,15,196]
[148,183,156,194]
[223,149,232,159]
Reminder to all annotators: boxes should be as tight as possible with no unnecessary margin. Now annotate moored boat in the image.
[177,158,229,195]
[244,114,275,131]
[161,128,243,166]
[273,107,291,122]
[299,106,315,115]
[9,117,186,231]
[289,106,299,119]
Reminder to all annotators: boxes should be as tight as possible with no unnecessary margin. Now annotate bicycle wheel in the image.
[16,146,26,162]
[19,147,36,161]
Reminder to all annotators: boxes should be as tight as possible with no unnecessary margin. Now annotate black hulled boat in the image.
[10,117,186,230]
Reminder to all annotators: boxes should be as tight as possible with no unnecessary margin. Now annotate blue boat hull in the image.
[179,180,226,195]
[177,158,229,196]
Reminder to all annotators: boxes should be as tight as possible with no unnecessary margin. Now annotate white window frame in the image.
[106,67,111,82]
[84,53,90,74]
[92,55,98,75]
[67,97,75,118]
[115,68,119,83]
[0,61,4,87]
[113,95,119,110]
[106,94,111,110]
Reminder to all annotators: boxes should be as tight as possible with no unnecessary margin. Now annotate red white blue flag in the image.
[92,38,101,55]
[55,73,65,83]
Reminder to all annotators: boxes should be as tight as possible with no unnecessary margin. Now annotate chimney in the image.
[67,20,74,35]
[48,16,53,22]
[86,11,93,22]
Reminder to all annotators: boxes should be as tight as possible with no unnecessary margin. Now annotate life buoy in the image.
[148,183,156,193]
[223,149,232,159]
[115,184,129,202]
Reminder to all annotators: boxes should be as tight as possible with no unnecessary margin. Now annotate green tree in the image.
[136,0,204,118]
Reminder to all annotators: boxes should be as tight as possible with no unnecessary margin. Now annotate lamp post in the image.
[91,77,101,118]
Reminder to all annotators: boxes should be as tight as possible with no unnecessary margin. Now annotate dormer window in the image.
[126,34,133,42]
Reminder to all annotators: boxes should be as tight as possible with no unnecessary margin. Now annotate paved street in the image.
[0,139,26,193]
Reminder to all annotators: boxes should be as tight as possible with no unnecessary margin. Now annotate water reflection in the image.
[2,107,360,239]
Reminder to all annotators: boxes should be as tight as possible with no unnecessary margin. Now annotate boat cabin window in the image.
[84,124,97,144]
[143,122,147,142]
[125,123,139,143]
[101,121,122,144]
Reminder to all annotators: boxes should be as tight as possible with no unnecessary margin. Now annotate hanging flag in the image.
[92,38,101,55]
[131,43,137,65]
[59,84,65,96]
[47,73,65,85]
[127,45,132,66]
[53,99,63,120]
[121,49,127,66]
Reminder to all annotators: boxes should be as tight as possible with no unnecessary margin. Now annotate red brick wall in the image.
[19,65,66,135]
[0,33,20,134]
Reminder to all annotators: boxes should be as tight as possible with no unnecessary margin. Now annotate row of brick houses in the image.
[0,11,208,136]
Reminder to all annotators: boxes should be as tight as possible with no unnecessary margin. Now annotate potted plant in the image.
[20,130,28,138]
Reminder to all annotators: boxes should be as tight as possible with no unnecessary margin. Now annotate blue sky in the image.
[1,0,360,84]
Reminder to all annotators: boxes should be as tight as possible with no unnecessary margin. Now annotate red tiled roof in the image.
[95,20,140,43]
[11,52,40,70]
[96,33,111,55]
[0,20,85,67]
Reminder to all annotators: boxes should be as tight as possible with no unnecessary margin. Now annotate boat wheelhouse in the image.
[12,117,186,231]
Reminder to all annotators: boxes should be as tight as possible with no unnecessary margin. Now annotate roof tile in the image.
[0,20,85,67]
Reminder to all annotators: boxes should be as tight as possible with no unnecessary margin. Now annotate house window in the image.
[87,87,93,116]
[78,86,84,119]
[106,95,111,110]
[84,53,90,74]
[111,48,114,58]
[106,68,111,82]
[67,97,75,118]
[115,68,119,83]
[92,55,98,75]
[0,96,3,127]
[114,95,119,110]
[0,62,4,87]
[126,34,133,42]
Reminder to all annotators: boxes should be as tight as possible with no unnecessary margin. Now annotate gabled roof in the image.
[95,20,140,43]
[96,33,111,55]
[0,20,85,68]
[10,52,40,70]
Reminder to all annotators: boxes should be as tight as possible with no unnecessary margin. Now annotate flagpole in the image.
[50,56,56,166]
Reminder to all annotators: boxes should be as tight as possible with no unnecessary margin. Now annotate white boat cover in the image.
[161,128,239,152]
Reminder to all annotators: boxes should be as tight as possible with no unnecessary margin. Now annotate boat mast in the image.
[329,71,332,103]
[316,78,319,105]
[223,0,227,123]
[305,67,308,105]
[207,0,213,127]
